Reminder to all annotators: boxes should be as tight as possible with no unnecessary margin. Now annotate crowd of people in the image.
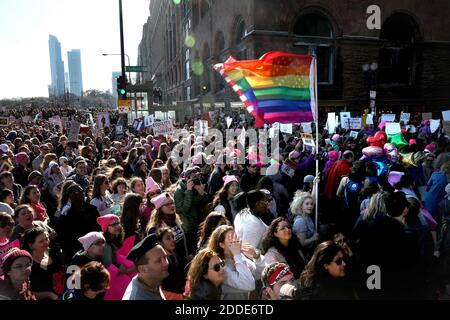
[0,105,449,300]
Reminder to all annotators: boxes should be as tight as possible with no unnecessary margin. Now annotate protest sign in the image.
[327,113,336,134]
[348,118,362,130]
[115,125,124,137]
[280,123,292,134]
[340,112,351,129]
[66,120,81,142]
[137,120,144,131]
[281,163,295,177]
[349,131,359,139]
[400,112,410,124]
[0,117,9,126]
[385,122,401,135]
[118,99,132,114]
[381,114,396,123]
[442,110,450,121]
[430,119,440,134]
[0,239,20,275]
[152,120,174,136]
[301,122,312,134]
[443,121,450,134]
[366,113,374,125]
[301,133,315,147]
[144,114,155,128]
[422,112,432,121]
[97,112,110,129]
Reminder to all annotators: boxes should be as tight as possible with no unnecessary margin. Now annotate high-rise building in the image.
[112,71,121,106]
[67,49,83,97]
[64,72,70,93]
[48,35,65,97]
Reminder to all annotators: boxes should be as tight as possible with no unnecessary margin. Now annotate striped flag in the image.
[214,51,317,127]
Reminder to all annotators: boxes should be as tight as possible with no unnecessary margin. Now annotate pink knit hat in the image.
[145,177,161,193]
[409,139,417,146]
[424,144,435,153]
[223,175,238,187]
[78,232,105,251]
[150,192,174,210]
[14,152,28,165]
[151,139,160,149]
[96,214,120,233]
[331,134,341,142]
[328,150,340,161]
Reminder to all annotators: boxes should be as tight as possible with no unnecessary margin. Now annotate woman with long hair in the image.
[89,174,114,216]
[23,226,65,300]
[197,211,229,252]
[146,193,189,264]
[298,240,354,299]
[157,143,170,163]
[134,159,149,183]
[166,156,180,184]
[151,159,164,169]
[129,177,145,198]
[207,225,262,300]
[96,214,125,268]
[40,153,58,176]
[19,185,49,223]
[188,248,225,300]
[120,193,144,241]
[290,191,318,259]
[107,166,125,182]
[261,217,306,279]
[160,166,172,191]
[211,175,239,223]
[123,148,138,179]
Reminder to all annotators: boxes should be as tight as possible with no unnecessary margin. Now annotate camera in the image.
[192,178,201,185]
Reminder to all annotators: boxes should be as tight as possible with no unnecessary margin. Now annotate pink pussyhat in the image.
[152,139,161,149]
[328,150,340,161]
[223,175,238,187]
[78,232,105,251]
[97,214,120,233]
[146,177,161,193]
[150,192,174,210]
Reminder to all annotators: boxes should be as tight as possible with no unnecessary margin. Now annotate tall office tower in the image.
[68,49,84,96]
[48,35,65,97]
[64,72,70,93]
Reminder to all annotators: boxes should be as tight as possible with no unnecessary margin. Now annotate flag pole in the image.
[313,55,319,234]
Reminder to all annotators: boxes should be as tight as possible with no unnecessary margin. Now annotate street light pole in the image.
[102,53,131,83]
[119,0,126,82]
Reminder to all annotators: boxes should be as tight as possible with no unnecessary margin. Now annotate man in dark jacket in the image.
[206,161,228,201]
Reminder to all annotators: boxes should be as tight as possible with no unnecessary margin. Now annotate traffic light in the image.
[117,75,127,99]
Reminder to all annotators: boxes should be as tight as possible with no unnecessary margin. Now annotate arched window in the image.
[293,12,334,84]
[234,17,247,60]
[378,13,418,86]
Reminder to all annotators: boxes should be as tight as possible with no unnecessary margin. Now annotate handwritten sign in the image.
[348,118,362,130]
[301,133,315,147]
[301,122,312,134]
[400,112,410,124]
[280,123,293,134]
[327,113,336,134]
[340,112,351,129]
[385,122,401,135]
[144,115,155,128]
[66,120,81,142]
[381,114,396,123]
[430,119,440,134]
[152,120,174,136]
[366,113,374,125]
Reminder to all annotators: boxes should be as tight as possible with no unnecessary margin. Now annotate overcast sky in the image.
[0,0,151,99]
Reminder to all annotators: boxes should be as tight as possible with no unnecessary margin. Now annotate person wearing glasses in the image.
[297,241,355,300]
[0,249,36,300]
[261,217,306,279]
[89,175,114,216]
[70,231,106,267]
[97,214,125,268]
[188,248,225,300]
[207,225,263,300]
[0,212,14,247]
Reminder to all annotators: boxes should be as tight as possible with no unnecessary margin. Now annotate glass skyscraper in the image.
[48,35,65,97]
[68,49,83,97]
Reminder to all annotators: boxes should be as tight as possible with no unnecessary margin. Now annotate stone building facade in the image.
[138,0,450,120]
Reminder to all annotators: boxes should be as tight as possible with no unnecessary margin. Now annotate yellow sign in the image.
[118,99,132,114]
[362,109,369,127]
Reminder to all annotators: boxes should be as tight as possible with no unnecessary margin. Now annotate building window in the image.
[293,12,334,84]
[378,13,417,86]
[186,85,191,100]
[184,48,191,80]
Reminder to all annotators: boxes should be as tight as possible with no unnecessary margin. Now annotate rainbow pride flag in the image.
[213,51,317,127]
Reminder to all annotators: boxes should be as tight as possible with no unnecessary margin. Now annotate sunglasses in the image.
[332,257,346,266]
[210,260,225,272]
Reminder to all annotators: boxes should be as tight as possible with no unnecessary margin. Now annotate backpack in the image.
[343,179,363,209]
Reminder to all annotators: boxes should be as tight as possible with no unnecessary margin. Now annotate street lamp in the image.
[102,53,132,84]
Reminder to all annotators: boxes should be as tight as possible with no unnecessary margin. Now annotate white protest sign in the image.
[442,110,450,121]
[280,123,292,134]
[152,120,174,136]
[366,113,374,125]
[144,115,155,128]
[301,133,315,147]
[280,163,295,178]
[301,122,312,134]
[115,125,124,136]
[400,112,410,124]
[226,117,233,128]
[97,112,110,129]
[327,113,336,134]
[381,114,396,123]
[385,122,401,135]
[340,112,351,129]
[66,120,81,142]
[348,118,362,130]
[349,131,359,139]
[430,119,440,134]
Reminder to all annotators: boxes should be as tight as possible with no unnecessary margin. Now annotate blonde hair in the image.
[41,153,58,172]
[363,191,388,220]
[290,191,313,216]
